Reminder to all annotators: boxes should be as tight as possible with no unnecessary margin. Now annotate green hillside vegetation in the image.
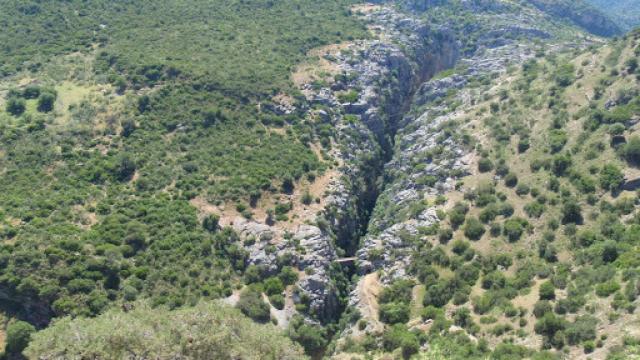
[587,0,640,31]
[0,0,366,327]
[349,29,640,359]
[25,301,305,359]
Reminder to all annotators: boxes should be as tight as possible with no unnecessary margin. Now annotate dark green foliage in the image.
[263,277,284,296]
[478,158,494,173]
[504,173,518,187]
[595,281,620,297]
[561,199,583,224]
[6,320,36,355]
[37,91,56,113]
[379,302,411,324]
[548,129,568,153]
[438,227,453,243]
[202,214,220,232]
[600,164,624,192]
[464,217,485,240]
[382,324,419,358]
[533,300,553,318]
[524,201,545,218]
[564,315,597,346]
[26,302,304,359]
[278,266,298,286]
[6,97,26,116]
[22,86,41,99]
[503,217,529,242]
[534,313,566,339]
[539,281,556,300]
[424,279,454,308]
[552,154,572,176]
[448,202,469,229]
[623,136,640,164]
[379,280,414,305]
[554,63,576,87]
[288,315,328,355]
[236,288,270,323]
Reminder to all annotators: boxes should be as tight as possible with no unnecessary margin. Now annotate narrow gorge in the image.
[231,0,579,330]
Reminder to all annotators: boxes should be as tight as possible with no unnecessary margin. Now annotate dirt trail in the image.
[353,273,384,335]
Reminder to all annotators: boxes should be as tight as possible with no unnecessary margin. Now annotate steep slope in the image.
[586,0,640,31]
[339,25,640,360]
[394,0,623,37]
[526,0,622,37]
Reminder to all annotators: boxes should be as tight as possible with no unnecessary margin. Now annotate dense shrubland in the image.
[0,0,366,355]
[25,302,305,359]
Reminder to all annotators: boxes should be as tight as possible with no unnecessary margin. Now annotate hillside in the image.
[586,0,640,31]
[340,27,640,360]
[0,0,639,359]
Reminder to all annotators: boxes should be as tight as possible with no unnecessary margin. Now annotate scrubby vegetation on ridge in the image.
[25,301,305,359]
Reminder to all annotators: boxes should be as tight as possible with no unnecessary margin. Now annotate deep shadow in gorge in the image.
[332,34,461,259]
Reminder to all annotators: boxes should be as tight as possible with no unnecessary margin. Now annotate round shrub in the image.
[6,98,26,116]
[463,217,485,240]
[504,173,518,187]
[539,281,556,300]
[478,158,494,173]
[6,320,36,355]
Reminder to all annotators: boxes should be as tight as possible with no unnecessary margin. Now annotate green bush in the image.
[269,294,285,310]
[202,214,220,232]
[552,154,572,176]
[539,281,556,300]
[379,302,410,324]
[555,63,576,87]
[6,97,26,116]
[564,315,597,346]
[561,199,583,224]
[524,202,545,218]
[464,217,485,240]
[438,227,453,243]
[503,217,529,242]
[595,281,620,297]
[37,91,56,113]
[600,164,624,192]
[478,158,494,173]
[504,173,518,187]
[263,277,284,296]
[534,313,566,339]
[548,129,568,153]
[236,288,270,322]
[6,320,36,355]
[288,315,327,355]
[382,324,419,357]
[379,280,414,305]
[624,136,640,164]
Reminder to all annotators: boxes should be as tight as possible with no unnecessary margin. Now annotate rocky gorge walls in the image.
[291,6,460,323]
[342,0,586,337]
[229,0,593,328]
